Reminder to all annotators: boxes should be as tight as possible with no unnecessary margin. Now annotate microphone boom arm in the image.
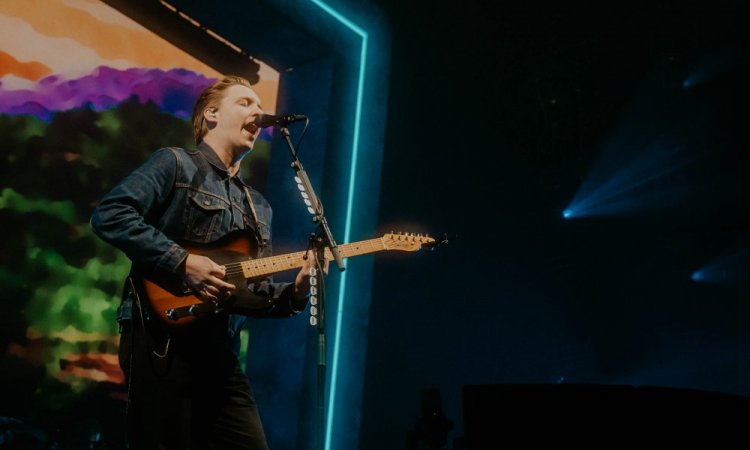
[279,126,345,271]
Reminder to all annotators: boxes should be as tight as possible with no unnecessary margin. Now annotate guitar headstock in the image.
[382,232,437,251]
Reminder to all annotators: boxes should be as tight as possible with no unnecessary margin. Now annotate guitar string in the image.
[219,239,394,277]
[223,252,306,277]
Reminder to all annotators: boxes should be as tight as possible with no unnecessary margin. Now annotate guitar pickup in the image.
[166,302,222,321]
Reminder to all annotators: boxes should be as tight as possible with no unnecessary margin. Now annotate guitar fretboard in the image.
[239,238,385,279]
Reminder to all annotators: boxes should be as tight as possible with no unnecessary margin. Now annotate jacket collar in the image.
[197,141,230,175]
[196,141,251,187]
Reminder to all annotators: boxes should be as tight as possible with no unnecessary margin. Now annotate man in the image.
[91,76,323,449]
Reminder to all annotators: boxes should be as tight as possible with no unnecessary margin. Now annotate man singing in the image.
[91,75,325,449]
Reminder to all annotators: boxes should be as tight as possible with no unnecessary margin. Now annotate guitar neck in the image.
[239,238,385,279]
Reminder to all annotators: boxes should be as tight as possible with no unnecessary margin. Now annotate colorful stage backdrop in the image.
[0,1,278,446]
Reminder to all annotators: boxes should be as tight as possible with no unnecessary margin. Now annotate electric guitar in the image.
[138,231,436,327]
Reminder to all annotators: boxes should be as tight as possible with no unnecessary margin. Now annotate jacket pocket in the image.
[185,191,228,241]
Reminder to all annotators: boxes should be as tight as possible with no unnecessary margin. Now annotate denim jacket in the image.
[91,142,304,334]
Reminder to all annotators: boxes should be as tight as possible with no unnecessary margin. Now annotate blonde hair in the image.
[191,76,252,144]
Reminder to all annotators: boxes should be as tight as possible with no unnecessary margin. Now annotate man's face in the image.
[207,84,263,153]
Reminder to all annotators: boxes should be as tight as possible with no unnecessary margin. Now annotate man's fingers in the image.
[303,250,330,275]
[209,276,235,292]
[209,263,227,277]
[315,253,329,275]
[196,288,218,302]
[190,279,234,302]
[204,284,221,296]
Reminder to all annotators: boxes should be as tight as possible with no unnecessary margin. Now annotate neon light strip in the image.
[308,1,368,449]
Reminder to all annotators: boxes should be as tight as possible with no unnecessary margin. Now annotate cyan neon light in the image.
[307,1,368,449]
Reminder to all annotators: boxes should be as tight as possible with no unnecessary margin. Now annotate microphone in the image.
[253,113,307,128]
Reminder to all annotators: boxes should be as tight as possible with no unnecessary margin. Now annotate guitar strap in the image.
[242,185,267,253]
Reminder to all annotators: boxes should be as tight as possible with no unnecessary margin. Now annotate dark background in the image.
[3,1,748,448]
[360,0,750,447]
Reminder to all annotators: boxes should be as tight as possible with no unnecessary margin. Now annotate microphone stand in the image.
[278,125,345,450]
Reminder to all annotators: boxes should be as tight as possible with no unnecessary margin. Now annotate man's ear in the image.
[204,107,218,122]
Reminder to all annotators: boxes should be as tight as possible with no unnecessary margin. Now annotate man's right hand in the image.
[184,254,235,302]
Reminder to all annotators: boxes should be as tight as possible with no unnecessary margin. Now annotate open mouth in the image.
[242,122,259,136]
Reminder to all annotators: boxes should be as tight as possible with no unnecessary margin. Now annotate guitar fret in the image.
[241,239,387,278]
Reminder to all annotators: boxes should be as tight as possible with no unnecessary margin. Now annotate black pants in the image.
[119,314,268,450]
